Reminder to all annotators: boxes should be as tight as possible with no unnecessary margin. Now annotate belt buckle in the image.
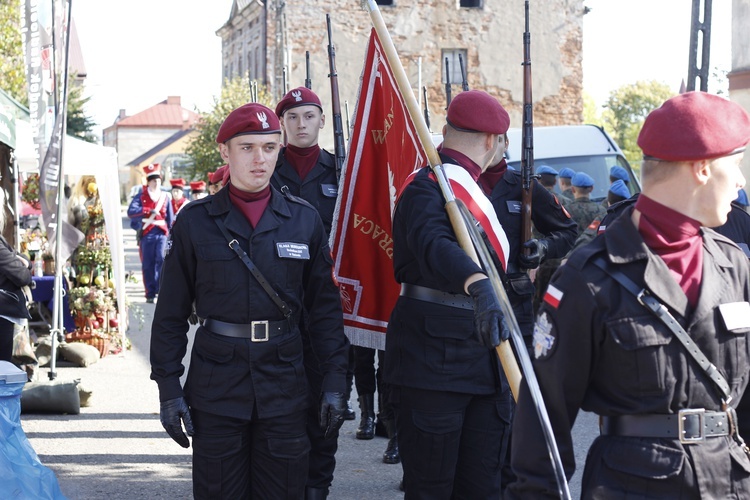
[251,320,270,342]
[678,408,705,444]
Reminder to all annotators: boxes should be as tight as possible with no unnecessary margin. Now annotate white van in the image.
[505,125,640,201]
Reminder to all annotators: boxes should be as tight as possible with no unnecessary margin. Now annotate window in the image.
[441,49,468,85]
[460,0,482,7]
[375,0,394,5]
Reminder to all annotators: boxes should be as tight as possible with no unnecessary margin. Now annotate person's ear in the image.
[692,159,711,186]
[219,142,230,162]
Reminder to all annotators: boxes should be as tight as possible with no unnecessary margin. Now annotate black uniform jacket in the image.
[485,168,577,271]
[150,186,349,420]
[507,207,750,498]
[272,148,338,235]
[0,236,32,291]
[384,165,505,395]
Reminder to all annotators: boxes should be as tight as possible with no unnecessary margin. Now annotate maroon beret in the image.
[275,87,323,117]
[638,92,750,162]
[446,90,510,135]
[216,103,281,143]
[209,165,228,185]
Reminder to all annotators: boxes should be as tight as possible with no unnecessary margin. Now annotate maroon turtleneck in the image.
[285,144,320,181]
[635,194,703,308]
[440,147,482,182]
[229,184,271,228]
[478,158,508,195]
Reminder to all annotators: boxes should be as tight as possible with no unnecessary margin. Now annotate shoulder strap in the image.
[210,213,293,319]
[592,256,732,403]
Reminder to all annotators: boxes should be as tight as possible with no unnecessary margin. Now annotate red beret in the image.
[446,90,510,135]
[190,180,206,192]
[209,165,228,185]
[143,163,161,179]
[216,103,281,143]
[275,87,323,117]
[638,92,750,162]
[170,178,185,189]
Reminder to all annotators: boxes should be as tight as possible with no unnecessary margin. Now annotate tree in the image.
[66,75,98,143]
[602,81,674,166]
[582,91,602,126]
[186,75,273,181]
[0,0,27,106]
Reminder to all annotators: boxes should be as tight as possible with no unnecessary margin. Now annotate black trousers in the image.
[353,346,382,395]
[191,408,309,499]
[304,353,340,492]
[0,317,15,362]
[393,385,512,500]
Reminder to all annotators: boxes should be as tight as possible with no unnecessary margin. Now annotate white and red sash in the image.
[141,191,168,235]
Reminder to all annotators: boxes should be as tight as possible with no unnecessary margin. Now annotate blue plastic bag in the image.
[0,361,67,499]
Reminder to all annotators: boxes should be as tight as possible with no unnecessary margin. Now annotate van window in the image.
[507,155,636,202]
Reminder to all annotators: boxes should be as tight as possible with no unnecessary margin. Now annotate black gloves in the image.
[467,279,510,348]
[319,392,347,439]
[160,397,194,448]
[519,238,549,270]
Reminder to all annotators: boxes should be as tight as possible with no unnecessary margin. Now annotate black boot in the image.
[305,487,328,500]
[356,394,375,440]
[382,419,400,464]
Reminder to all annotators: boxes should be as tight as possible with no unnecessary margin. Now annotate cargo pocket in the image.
[412,410,463,481]
[606,315,672,396]
[192,330,235,389]
[599,439,685,495]
[276,335,306,398]
[196,241,239,293]
[424,315,476,374]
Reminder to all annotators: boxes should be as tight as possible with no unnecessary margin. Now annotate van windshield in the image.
[507,154,637,202]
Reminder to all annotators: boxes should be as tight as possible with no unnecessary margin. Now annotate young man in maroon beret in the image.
[506,91,750,498]
[385,89,514,498]
[150,102,350,499]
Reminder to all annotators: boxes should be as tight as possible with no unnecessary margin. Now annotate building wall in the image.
[730,0,750,193]
[220,0,584,150]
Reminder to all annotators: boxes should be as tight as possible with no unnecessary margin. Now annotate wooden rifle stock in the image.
[326,14,347,174]
[521,0,534,251]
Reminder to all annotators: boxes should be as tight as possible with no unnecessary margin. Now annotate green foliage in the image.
[602,81,674,166]
[582,91,602,126]
[67,75,98,143]
[0,0,27,106]
[186,75,273,181]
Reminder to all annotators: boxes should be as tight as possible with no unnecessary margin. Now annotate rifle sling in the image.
[591,256,731,402]
[211,215,293,319]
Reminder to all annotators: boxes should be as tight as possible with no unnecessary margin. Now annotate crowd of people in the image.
[132,86,750,499]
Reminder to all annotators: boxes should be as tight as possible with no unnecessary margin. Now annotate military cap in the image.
[209,165,229,185]
[275,87,323,117]
[446,90,510,135]
[143,163,161,181]
[609,179,630,199]
[558,168,576,179]
[169,178,185,189]
[609,166,629,183]
[638,91,750,162]
[536,165,558,176]
[190,180,207,193]
[216,103,281,143]
[571,172,594,188]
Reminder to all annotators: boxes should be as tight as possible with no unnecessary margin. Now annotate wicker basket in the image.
[65,331,111,358]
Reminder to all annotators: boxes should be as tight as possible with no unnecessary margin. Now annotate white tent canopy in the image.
[14,120,128,343]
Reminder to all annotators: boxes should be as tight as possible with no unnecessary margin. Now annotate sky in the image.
[70,0,733,141]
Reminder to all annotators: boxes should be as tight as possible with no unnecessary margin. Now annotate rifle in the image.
[459,53,469,91]
[444,57,452,108]
[363,1,570,497]
[282,66,288,95]
[344,100,351,142]
[521,0,534,255]
[422,86,430,131]
[305,51,312,89]
[327,14,347,175]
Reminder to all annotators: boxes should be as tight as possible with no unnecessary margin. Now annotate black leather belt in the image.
[400,283,473,310]
[202,318,290,342]
[600,409,731,444]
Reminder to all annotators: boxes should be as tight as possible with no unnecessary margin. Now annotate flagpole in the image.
[49,0,73,381]
[362,2,571,498]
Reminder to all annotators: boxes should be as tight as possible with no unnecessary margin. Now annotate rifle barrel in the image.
[444,57,452,108]
[327,14,347,173]
[305,51,312,89]
[459,53,469,91]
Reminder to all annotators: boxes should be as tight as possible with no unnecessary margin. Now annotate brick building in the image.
[216,0,585,149]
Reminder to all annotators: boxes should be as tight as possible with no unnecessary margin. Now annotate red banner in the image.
[330,29,426,350]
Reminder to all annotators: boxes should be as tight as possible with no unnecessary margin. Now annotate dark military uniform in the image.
[482,164,577,337]
[506,207,750,498]
[385,158,512,499]
[150,186,349,499]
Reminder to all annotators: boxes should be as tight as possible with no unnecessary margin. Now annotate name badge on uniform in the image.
[276,242,310,260]
[320,184,338,198]
[718,302,750,331]
[506,200,521,214]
